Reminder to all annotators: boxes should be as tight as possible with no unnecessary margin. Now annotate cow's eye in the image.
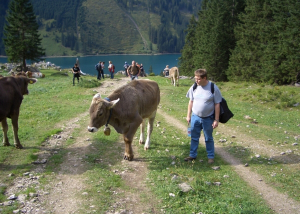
[98,111,103,116]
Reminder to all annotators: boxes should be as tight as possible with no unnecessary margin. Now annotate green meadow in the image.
[0,69,299,213]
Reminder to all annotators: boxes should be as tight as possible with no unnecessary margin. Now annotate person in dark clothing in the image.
[101,62,105,79]
[72,63,81,85]
[124,61,129,76]
[140,63,146,77]
[96,61,102,80]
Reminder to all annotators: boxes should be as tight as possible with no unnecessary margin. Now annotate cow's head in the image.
[16,76,37,95]
[88,93,120,132]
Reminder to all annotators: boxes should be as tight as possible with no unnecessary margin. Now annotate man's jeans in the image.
[189,113,215,159]
[130,75,138,80]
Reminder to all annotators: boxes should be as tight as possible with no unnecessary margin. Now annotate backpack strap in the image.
[193,81,215,94]
[211,82,214,94]
[192,82,197,91]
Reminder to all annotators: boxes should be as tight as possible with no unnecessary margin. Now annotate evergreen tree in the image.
[3,0,45,71]
[179,15,197,75]
[261,0,300,84]
[227,0,272,82]
[181,0,245,80]
[227,0,299,84]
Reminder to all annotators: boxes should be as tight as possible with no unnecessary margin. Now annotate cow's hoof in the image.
[123,154,134,161]
[139,140,145,145]
[15,144,23,149]
[144,147,149,151]
[3,143,10,147]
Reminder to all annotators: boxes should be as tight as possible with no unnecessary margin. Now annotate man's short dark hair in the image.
[194,69,207,79]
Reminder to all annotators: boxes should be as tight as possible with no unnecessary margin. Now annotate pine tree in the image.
[3,0,45,71]
[227,0,272,82]
[261,0,300,84]
[179,15,197,76]
[185,0,245,81]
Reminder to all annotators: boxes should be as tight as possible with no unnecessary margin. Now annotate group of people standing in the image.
[94,60,146,81]
[96,61,116,80]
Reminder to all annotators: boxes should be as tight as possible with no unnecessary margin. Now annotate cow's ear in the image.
[28,78,37,84]
[108,98,120,109]
[93,93,101,99]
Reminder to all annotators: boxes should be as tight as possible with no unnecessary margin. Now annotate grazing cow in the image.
[88,79,160,161]
[168,67,179,86]
[0,76,37,148]
[26,71,45,78]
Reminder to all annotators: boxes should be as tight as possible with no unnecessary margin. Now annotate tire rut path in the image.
[158,109,300,214]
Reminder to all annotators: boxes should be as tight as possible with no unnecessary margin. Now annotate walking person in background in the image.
[140,63,146,77]
[101,61,105,79]
[123,61,129,76]
[163,65,170,77]
[96,61,102,80]
[72,63,81,86]
[108,61,115,79]
[127,60,140,80]
[185,69,222,164]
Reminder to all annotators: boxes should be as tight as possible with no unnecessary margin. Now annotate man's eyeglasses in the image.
[194,77,202,81]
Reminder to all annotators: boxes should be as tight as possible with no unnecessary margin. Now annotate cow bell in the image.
[104,125,111,136]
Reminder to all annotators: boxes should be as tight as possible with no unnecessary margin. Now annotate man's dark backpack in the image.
[193,82,234,123]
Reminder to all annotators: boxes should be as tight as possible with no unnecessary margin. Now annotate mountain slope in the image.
[1,0,202,56]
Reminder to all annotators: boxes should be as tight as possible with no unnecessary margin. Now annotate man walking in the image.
[127,60,140,80]
[185,69,222,164]
[72,63,81,86]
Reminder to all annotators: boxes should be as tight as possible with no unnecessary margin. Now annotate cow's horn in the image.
[109,98,120,109]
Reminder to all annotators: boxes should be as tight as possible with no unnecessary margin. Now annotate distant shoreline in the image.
[0,53,181,59]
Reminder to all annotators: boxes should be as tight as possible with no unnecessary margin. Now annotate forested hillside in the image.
[180,0,300,85]
[0,0,201,56]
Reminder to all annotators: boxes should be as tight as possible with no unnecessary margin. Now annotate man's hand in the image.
[212,120,218,129]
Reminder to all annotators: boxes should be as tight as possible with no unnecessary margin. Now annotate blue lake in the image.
[0,54,181,76]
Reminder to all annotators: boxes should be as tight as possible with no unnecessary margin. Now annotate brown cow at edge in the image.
[88,79,160,161]
[0,76,37,148]
[168,66,179,87]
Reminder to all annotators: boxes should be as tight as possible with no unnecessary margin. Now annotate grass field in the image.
[0,69,299,213]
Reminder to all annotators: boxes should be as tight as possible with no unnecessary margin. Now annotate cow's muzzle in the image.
[87,126,98,132]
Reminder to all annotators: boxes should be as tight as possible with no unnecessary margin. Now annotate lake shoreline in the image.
[0,53,181,59]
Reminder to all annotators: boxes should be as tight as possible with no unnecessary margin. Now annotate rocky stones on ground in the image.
[178,183,192,192]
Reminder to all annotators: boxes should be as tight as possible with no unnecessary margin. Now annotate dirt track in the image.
[6,77,300,213]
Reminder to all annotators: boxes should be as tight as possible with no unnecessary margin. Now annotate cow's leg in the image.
[1,118,10,146]
[139,119,145,145]
[173,77,176,87]
[144,111,157,150]
[11,115,23,149]
[123,117,142,161]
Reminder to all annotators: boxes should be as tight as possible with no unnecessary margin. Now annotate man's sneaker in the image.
[208,159,214,164]
[184,156,196,162]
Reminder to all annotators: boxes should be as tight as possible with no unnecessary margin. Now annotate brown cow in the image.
[26,71,45,78]
[88,79,160,161]
[0,76,37,148]
[168,67,179,86]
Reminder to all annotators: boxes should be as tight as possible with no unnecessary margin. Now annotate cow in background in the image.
[0,76,37,148]
[26,71,45,78]
[88,79,160,161]
[168,67,179,86]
